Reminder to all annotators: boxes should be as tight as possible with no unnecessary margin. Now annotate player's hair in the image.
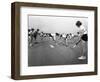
[37,29,39,31]
[31,28,34,31]
[76,21,82,27]
[77,32,80,34]
[28,29,30,32]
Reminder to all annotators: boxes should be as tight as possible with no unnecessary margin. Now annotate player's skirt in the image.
[81,34,88,42]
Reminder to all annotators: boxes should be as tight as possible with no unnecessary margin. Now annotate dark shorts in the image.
[81,34,88,41]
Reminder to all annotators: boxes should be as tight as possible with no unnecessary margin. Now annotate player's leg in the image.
[29,34,33,47]
[78,40,86,60]
[78,34,87,60]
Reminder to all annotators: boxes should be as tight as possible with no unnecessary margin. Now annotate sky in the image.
[28,15,88,34]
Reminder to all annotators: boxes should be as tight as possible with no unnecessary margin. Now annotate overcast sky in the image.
[28,15,88,34]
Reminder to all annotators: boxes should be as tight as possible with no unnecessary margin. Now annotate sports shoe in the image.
[73,45,76,48]
[50,45,55,48]
[78,56,86,60]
